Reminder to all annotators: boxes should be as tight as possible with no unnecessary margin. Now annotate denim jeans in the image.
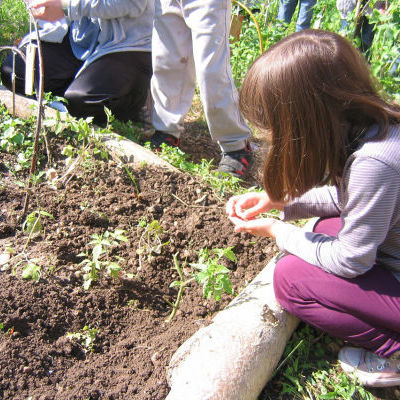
[276,0,317,31]
[340,18,374,54]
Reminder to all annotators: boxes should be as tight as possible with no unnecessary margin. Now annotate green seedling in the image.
[22,209,54,235]
[21,261,41,281]
[78,229,128,289]
[67,325,98,353]
[136,220,169,268]
[22,209,54,252]
[191,247,235,301]
[166,253,193,322]
[122,163,140,198]
[166,247,235,322]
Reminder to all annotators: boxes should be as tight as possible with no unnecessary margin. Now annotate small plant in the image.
[22,209,54,235]
[191,247,235,300]
[78,229,128,289]
[136,219,169,268]
[165,253,191,322]
[67,325,99,353]
[166,247,235,322]
[21,261,41,281]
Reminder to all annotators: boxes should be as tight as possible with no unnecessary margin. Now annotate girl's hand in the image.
[226,192,283,221]
[228,216,282,239]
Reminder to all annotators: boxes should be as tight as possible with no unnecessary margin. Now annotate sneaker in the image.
[148,131,180,151]
[338,346,400,387]
[217,145,252,178]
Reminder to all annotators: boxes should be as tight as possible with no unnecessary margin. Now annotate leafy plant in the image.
[136,219,169,268]
[149,142,254,199]
[0,0,29,48]
[166,247,236,322]
[67,325,99,353]
[21,261,41,281]
[22,209,54,235]
[78,229,128,289]
[191,247,235,300]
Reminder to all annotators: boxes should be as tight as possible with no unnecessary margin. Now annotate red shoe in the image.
[148,131,180,151]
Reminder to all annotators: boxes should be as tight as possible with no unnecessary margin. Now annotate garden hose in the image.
[232,0,264,55]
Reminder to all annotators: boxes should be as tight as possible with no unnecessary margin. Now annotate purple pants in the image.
[273,217,400,357]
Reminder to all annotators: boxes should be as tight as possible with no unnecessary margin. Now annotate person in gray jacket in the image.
[0,0,154,125]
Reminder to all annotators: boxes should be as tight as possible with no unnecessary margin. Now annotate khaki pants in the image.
[151,0,251,152]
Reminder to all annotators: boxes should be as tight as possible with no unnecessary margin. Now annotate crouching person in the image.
[0,0,154,125]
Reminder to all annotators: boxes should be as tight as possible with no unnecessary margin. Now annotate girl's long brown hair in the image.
[240,29,400,202]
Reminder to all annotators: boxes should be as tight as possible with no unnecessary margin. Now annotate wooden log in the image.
[166,254,300,400]
[0,86,176,171]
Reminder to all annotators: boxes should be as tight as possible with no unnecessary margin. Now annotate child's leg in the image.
[273,217,400,358]
[151,0,196,137]
[185,0,251,153]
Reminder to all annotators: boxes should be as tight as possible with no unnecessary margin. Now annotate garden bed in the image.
[0,122,277,399]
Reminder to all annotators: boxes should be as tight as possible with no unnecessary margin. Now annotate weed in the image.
[136,219,169,268]
[78,229,128,289]
[21,261,41,281]
[166,247,235,321]
[260,324,375,400]
[148,143,256,199]
[67,325,98,353]
[191,247,235,300]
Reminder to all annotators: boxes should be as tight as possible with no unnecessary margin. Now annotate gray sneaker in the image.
[339,346,400,387]
[217,145,252,178]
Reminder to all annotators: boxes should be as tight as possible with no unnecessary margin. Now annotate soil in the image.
[0,120,277,400]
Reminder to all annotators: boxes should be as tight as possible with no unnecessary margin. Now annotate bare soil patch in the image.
[0,125,277,399]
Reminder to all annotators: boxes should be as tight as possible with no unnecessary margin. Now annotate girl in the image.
[226,29,400,387]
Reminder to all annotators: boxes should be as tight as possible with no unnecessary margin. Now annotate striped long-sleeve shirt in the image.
[273,124,400,282]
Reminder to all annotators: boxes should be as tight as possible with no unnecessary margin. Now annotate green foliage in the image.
[78,229,128,289]
[21,261,41,281]
[368,3,400,101]
[22,210,54,235]
[67,326,99,353]
[191,247,235,300]
[136,219,169,266]
[229,0,399,100]
[166,248,235,321]
[0,105,39,172]
[260,325,375,400]
[150,143,254,198]
[0,0,29,48]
